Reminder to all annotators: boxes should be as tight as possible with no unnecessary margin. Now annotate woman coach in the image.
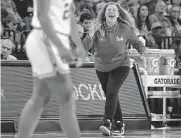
[83,2,147,136]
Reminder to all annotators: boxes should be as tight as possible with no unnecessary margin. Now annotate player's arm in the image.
[36,0,67,52]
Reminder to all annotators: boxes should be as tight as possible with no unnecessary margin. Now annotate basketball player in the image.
[18,0,86,138]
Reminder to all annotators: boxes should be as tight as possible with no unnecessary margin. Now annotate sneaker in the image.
[100,119,112,136]
[113,121,125,135]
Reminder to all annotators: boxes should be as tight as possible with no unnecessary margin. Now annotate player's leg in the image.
[18,29,53,138]
[46,72,81,138]
[18,77,51,138]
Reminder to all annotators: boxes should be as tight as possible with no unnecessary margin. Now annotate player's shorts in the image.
[25,29,71,79]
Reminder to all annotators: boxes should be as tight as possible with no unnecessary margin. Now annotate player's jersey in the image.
[32,0,72,36]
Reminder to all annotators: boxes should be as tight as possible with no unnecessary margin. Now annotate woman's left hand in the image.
[130,58,135,68]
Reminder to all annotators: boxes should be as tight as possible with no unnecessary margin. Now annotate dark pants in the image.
[96,66,130,121]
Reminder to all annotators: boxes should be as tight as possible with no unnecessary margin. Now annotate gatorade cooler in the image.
[129,49,161,75]
[129,49,146,69]
[146,49,161,75]
[159,49,176,75]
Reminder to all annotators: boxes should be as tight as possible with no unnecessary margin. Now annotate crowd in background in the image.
[1,0,181,66]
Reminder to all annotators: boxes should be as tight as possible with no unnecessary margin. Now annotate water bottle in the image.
[167,106,173,119]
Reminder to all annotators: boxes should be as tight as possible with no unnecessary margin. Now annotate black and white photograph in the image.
[1,0,181,138]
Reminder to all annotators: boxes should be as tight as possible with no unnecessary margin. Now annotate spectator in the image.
[149,0,173,36]
[136,4,156,48]
[23,15,33,31]
[79,13,95,57]
[75,3,96,22]
[3,14,20,30]
[117,0,140,19]
[80,4,96,18]
[139,0,159,15]
[80,4,92,14]
[167,0,181,18]
[127,0,140,20]
[1,0,18,16]
[79,13,94,40]
[172,0,181,5]
[171,29,181,65]
[92,0,103,14]
[136,4,151,36]
[3,14,23,45]
[175,40,181,65]
[151,22,165,49]
[1,6,9,25]
[168,5,181,30]
[118,0,139,25]
[1,39,17,60]
[1,0,24,27]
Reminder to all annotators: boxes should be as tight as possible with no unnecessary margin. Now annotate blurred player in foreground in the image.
[18,0,86,138]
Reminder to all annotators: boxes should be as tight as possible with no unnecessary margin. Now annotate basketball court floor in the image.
[1,128,181,138]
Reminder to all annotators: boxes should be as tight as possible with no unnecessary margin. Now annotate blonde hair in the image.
[97,2,139,35]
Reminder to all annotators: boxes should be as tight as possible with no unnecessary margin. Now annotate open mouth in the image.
[108,14,115,19]
[109,16,115,19]
[108,12,116,18]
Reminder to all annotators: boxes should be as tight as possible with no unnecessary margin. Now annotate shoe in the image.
[100,119,112,136]
[113,121,125,135]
